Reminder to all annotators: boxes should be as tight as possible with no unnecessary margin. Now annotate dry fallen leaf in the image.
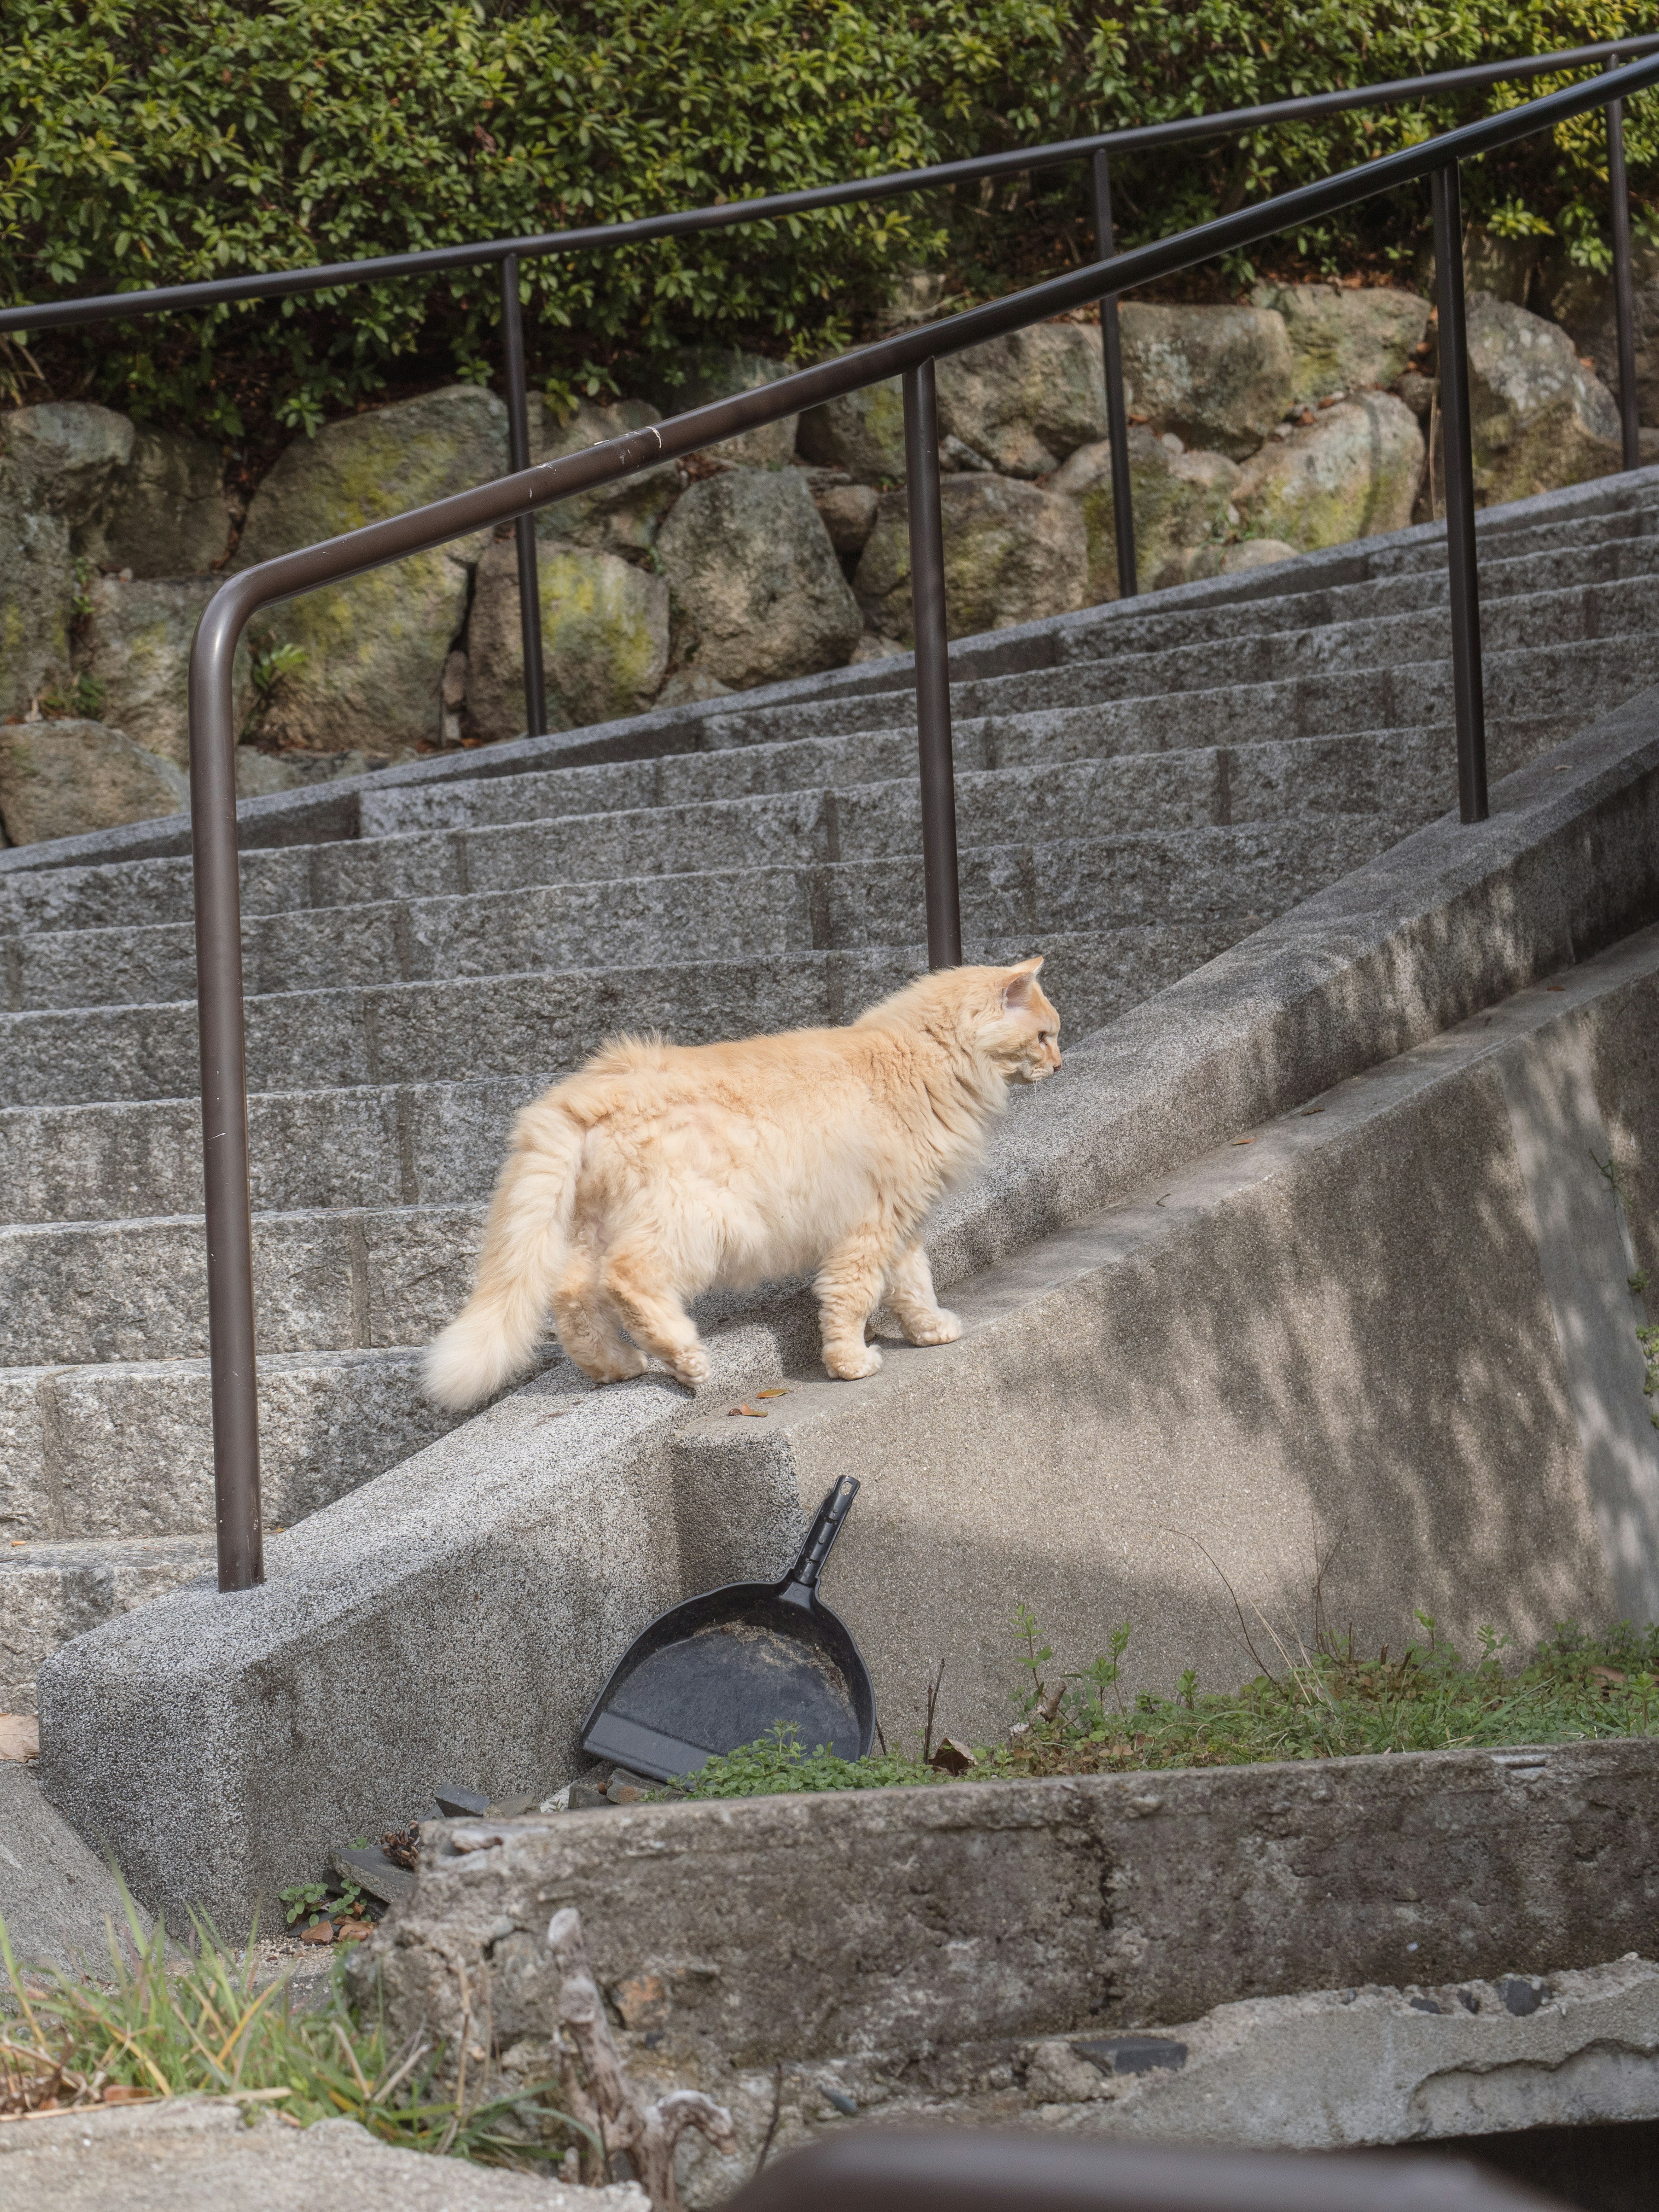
[755,1387,789,1399]
[728,1405,768,1418]
[1230,1138,1255,1147]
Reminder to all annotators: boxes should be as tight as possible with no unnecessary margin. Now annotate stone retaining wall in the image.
[354,1739,1659,2201]
[0,279,1631,846]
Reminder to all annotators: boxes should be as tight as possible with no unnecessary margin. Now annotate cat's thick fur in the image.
[424,958,1061,1407]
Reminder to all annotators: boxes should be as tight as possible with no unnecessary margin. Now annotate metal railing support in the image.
[1088,151,1139,599]
[1431,160,1489,826]
[189,588,264,1592]
[1606,71,1643,472]
[499,254,549,739]
[902,359,963,970]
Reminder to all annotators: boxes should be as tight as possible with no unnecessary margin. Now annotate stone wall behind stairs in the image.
[0,277,1631,847]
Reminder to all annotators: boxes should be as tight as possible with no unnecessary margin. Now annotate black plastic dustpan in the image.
[580,1475,874,1783]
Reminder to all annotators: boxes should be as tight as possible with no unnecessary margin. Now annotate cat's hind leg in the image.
[550,1248,646,1384]
[814,1220,895,1379]
[884,1239,962,1348]
[598,1245,709,1386]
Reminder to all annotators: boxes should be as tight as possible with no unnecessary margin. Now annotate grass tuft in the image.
[677,1617,1659,1798]
[0,1889,576,2164]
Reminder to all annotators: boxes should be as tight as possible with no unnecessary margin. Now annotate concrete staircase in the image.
[6,475,1659,1709]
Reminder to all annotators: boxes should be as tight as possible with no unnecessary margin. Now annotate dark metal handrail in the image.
[190,51,1659,1593]
[8,35,1659,737]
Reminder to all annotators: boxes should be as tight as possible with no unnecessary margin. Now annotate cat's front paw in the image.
[904,1308,962,1346]
[823,1340,883,1380]
[668,1344,711,1386]
[582,1346,648,1383]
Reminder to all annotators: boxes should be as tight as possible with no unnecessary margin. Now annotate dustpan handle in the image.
[784,1476,860,1595]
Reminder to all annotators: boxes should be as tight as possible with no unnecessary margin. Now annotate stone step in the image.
[0,1070,549,1228]
[0,901,1270,1232]
[0,1345,451,1540]
[0,1535,216,1713]
[353,566,1659,845]
[933,570,1659,735]
[4,724,1510,1014]
[0,816,1395,1110]
[3,609,1645,956]
[682,503,1659,746]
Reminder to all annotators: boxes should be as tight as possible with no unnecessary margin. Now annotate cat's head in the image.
[861,957,1062,1082]
[982,957,1062,1083]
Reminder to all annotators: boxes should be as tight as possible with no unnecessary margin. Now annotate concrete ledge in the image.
[0,2097,645,2210]
[353,1743,1659,2199]
[921,677,1659,1291]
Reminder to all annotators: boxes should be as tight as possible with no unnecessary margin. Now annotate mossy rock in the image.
[466,538,670,741]
[235,387,508,753]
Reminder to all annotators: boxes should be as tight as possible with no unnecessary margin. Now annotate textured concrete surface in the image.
[355,1755,1659,2199]
[0,2099,645,2212]
[0,1762,140,1972]
[1023,1956,1659,2147]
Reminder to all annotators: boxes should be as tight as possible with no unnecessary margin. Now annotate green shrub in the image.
[2,2,1656,439]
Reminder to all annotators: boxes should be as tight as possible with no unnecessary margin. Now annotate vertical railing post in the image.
[1431,160,1489,826]
[902,357,963,970]
[1087,150,1138,599]
[188,587,264,1593]
[499,253,548,739]
[1606,69,1642,472]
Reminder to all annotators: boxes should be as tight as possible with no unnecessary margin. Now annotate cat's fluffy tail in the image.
[424,1102,584,1410]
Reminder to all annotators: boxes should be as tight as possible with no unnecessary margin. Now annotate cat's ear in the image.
[1001,957,1044,1010]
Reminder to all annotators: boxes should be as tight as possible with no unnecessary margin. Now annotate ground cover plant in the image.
[676,1610,1659,1796]
[3,2,1658,438]
[0,1895,579,2159]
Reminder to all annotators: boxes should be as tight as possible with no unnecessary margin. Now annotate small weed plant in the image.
[0,1892,578,2163]
[678,1613,1659,1798]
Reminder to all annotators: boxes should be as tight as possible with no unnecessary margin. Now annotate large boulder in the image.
[655,467,860,688]
[1541,245,1659,424]
[0,407,133,718]
[854,474,1087,642]
[796,378,909,483]
[640,347,797,469]
[235,386,508,753]
[0,403,133,532]
[530,397,679,554]
[1462,293,1621,506]
[89,427,230,576]
[0,718,186,845]
[1250,283,1431,407]
[1235,393,1424,550]
[75,574,256,769]
[934,324,1108,476]
[1119,305,1296,460]
[464,537,669,741]
[0,464,73,720]
[1051,430,1242,600]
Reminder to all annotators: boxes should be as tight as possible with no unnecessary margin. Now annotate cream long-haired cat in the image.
[424,958,1061,1407]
